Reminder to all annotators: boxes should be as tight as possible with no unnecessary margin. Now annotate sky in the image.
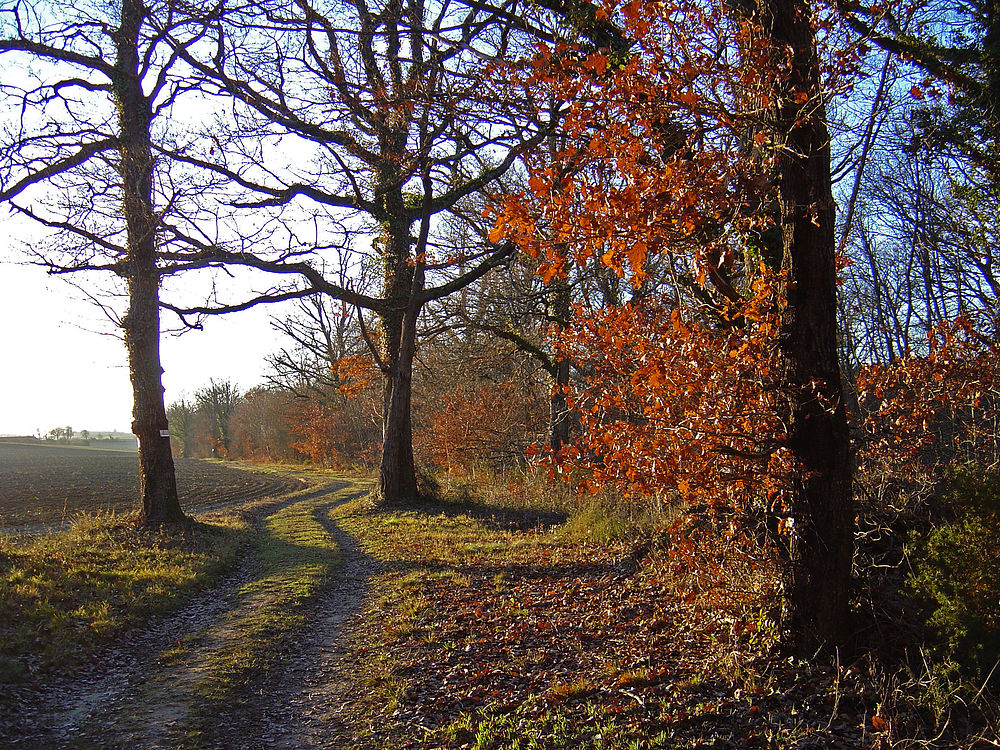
[0,255,288,437]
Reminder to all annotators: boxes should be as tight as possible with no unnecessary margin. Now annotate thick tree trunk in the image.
[376,203,419,503]
[379,300,419,503]
[115,0,183,524]
[549,357,571,453]
[548,277,572,452]
[126,273,182,523]
[760,0,854,652]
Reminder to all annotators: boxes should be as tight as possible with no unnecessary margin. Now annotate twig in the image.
[826,647,841,730]
[973,656,1000,703]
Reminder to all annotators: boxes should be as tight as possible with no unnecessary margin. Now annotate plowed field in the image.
[0,441,306,527]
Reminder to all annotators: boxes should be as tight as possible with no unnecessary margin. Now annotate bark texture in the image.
[115,0,183,524]
[380,298,419,504]
[756,0,854,652]
[375,161,420,503]
[548,276,572,453]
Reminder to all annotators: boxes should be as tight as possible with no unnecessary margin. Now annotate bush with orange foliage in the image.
[420,376,548,474]
[857,316,1000,509]
[228,387,303,462]
[555,268,792,524]
[290,356,383,468]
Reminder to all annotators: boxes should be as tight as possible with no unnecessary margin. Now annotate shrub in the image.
[906,466,1000,684]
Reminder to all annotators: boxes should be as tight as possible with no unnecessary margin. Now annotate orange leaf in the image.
[528,174,548,195]
[626,240,648,270]
[583,53,609,76]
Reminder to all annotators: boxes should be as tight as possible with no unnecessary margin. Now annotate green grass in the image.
[556,499,632,543]
[193,490,347,697]
[0,512,247,688]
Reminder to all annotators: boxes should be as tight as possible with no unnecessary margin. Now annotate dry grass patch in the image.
[0,512,246,690]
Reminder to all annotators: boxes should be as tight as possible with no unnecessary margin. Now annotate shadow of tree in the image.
[378,496,568,532]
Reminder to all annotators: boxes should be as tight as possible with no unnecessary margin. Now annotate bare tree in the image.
[157,0,571,502]
[166,397,197,459]
[0,0,223,522]
[265,249,374,399]
[837,106,1000,371]
[195,379,241,457]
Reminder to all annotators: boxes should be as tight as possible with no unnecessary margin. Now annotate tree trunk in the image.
[377,201,419,503]
[115,0,183,524]
[548,276,572,452]
[379,299,420,503]
[549,357,571,452]
[760,0,854,652]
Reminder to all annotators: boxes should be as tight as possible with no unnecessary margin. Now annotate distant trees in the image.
[229,388,302,463]
[194,380,241,458]
[44,427,74,442]
[166,380,253,459]
[414,321,551,473]
[264,292,383,467]
[166,399,197,459]
[168,376,378,466]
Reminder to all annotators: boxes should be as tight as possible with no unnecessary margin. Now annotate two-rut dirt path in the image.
[200,489,377,749]
[8,478,376,750]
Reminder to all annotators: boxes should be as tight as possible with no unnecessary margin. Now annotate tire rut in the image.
[3,480,366,749]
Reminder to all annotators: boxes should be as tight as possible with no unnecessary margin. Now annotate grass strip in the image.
[0,512,247,690]
[196,493,341,692]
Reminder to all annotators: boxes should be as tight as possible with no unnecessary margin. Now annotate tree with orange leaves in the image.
[556,269,788,511]
[492,0,853,652]
[858,316,1000,492]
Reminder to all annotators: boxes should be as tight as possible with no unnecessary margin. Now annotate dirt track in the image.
[3,478,375,750]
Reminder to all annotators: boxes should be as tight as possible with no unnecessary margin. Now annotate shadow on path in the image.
[4,479,376,750]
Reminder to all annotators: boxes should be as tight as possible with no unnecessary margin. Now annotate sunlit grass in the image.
[0,512,247,688]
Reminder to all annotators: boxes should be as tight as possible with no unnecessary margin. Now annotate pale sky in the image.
[0,257,287,437]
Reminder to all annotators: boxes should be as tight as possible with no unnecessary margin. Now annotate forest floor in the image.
[1,460,991,749]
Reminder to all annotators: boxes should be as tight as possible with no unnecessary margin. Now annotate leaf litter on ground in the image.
[336,502,881,749]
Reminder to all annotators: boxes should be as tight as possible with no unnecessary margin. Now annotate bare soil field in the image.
[0,441,306,527]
